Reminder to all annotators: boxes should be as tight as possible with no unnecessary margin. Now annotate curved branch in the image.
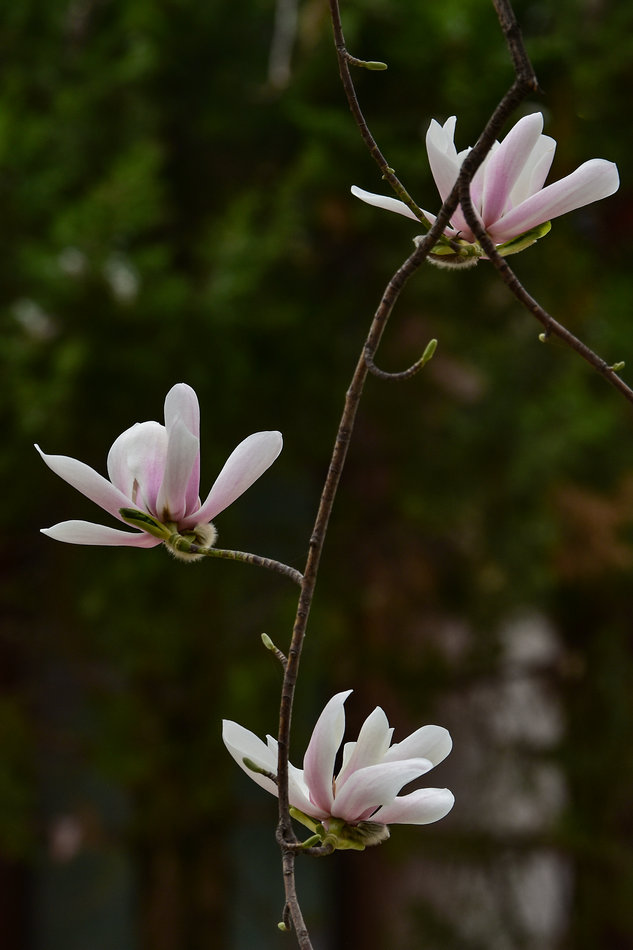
[455,180,633,406]
[364,338,437,382]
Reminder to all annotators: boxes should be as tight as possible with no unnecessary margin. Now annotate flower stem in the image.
[193,546,304,585]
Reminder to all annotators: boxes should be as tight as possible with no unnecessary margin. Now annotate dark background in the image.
[2,0,633,947]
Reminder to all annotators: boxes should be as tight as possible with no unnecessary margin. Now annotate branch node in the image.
[344,51,387,70]
[261,633,288,669]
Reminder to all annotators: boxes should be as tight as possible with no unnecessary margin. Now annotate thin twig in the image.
[328,0,453,240]
[193,546,304,585]
[364,338,437,382]
[457,191,633,404]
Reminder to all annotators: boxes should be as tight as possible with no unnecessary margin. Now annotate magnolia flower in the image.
[352,112,619,261]
[223,690,454,850]
[37,383,282,558]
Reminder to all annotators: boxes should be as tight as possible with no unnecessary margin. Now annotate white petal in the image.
[490,158,620,244]
[107,422,167,514]
[350,186,420,222]
[156,417,200,523]
[331,758,433,823]
[222,720,279,797]
[335,706,393,788]
[303,691,352,814]
[36,445,132,520]
[372,787,455,825]
[509,134,556,208]
[185,431,283,528]
[382,725,452,768]
[425,116,460,203]
[163,384,201,514]
[164,383,200,439]
[222,721,324,819]
[41,521,161,547]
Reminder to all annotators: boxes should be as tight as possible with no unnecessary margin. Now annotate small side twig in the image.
[364,338,437,382]
[454,166,633,406]
[194,546,304,585]
[261,633,288,670]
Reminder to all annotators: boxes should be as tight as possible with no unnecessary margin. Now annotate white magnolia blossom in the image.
[223,690,454,849]
[352,112,619,255]
[37,383,282,553]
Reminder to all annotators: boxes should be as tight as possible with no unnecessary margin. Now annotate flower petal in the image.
[156,417,200,523]
[186,431,283,528]
[425,116,460,202]
[163,384,200,514]
[40,521,161,546]
[303,690,352,814]
[372,787,455,825]
[331,758,433,823]
[222,720,279,797]
[508,134,556,208]
[164,383,200,439]
[36,445,132,521]
[107,422,167,514]
[350,186,420,222]
[480,112,544,227]
[335,706,393,789]
[382,724,452,768]
[490,158,620,244]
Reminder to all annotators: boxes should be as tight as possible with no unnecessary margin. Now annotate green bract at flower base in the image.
[423,220,553,270]
[290,808,390,851]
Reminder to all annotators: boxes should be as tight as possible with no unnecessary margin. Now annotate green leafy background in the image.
[2,0,633,947]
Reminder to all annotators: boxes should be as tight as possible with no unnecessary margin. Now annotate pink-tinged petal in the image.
[426,116,460,202]
[480,112,544,227]
[490,158,620,244]
[36,445,132,521]
[382,725,452,768]
[107,422,167,514]
[335,707,393,789]
[509,134,556,208]
[372,787,455,825]
[468,145,494,216]
[164,384,200,513]
[350,186,420,222]
[156,417,200,523]
[222,720,279,797]
[41,521,161,547]
[303,690,352,814]
[331,758,433,823]
[185,431,283,528]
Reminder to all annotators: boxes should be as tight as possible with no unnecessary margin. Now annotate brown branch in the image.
[458,187,633,405]
[275,241,430,946]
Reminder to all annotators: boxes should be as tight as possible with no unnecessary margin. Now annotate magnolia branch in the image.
[271,0,630,946]
[275,240,434,946]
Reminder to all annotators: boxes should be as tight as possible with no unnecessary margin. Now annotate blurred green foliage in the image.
[1,0,633,947]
